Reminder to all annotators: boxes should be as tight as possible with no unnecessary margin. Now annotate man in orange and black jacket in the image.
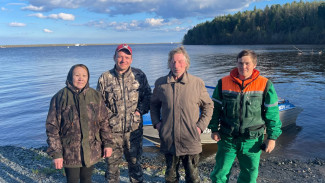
[208,50,282,183]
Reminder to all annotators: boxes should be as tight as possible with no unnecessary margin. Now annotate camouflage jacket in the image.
[97,66,151,133]
[46,82,112,168]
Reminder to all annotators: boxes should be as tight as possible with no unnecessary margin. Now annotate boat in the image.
[143,86,303,145]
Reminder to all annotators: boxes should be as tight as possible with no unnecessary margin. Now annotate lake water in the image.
[0,44,324,159]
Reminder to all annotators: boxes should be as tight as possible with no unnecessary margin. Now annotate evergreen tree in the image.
[183,1,325,44]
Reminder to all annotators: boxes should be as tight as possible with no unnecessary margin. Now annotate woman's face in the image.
[72,66,88,90]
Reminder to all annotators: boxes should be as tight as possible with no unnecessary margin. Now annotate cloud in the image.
[43,29,53,33]
[25,0,259,19]
[83,18,187,32]
[48,13,75,21]
[28,13,75,21]
[29,13,47,18]
[145,18,164,27]
[9,22,26,27]
[1,7,7,11]
[22,5,44,11]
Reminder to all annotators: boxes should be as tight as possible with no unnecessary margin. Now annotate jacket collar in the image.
[167,71,189,84]
[230,68,260,87]
[113,65,132,78]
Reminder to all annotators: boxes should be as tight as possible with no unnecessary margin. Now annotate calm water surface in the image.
[0,44,324,159]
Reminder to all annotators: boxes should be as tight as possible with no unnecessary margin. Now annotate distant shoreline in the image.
[0,42,181,48]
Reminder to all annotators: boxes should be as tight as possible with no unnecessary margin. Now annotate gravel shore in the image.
[0,145,324,183]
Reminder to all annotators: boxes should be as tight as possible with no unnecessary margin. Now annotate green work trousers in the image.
[210,135,263,183]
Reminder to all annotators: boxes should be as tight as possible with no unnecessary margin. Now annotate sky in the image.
[0,0,316,45]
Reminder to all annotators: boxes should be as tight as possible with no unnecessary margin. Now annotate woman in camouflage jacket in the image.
[46,64,113,183]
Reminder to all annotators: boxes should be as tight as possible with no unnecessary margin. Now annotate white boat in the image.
[143,86,303,145]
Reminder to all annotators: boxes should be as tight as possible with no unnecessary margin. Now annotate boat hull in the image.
[143,105,303,145]
[143,86,303,145]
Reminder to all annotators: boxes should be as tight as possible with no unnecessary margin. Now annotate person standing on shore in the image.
[150,46,214,183]
[46,64,113,183]
[208,50,282,183]
[97,44,151,183]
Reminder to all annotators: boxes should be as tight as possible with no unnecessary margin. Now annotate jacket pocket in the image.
[61,106,74,136]
[180,108,200,143]
[88,103,99,122]
[108,115,119,127]
[131,113,141,131]
[62,137,82,164]
[245,125,265,139]
[219,122,235,136]
[90,132,102,159]
[223,99,238,118]
[62,137,71,147]
[128,88,139,106]
[245,96,262,117]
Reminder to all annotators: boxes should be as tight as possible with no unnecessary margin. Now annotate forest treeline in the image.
[182,1,325,45]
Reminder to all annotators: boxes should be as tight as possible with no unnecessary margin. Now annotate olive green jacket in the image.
[46,76,112,168]
[208,68,282,140]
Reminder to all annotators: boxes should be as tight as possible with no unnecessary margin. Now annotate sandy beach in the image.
[0,145,324,183]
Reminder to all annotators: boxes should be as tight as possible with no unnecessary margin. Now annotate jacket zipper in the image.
[122,74,127,133]
[239,81,244,134]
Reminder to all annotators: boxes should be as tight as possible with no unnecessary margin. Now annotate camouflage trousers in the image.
[105,129,143,183]
[165,153,200,183]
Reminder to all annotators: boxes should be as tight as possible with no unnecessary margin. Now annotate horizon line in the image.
[0,42,182,48]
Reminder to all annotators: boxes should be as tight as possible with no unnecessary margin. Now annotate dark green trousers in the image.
[165,153,200,183]
[210,135,263,183]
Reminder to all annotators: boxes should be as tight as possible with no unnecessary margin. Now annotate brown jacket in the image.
[46,67,112,168]
[150,72,213,156]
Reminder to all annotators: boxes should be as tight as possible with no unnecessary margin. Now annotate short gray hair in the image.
[168,46,190,70]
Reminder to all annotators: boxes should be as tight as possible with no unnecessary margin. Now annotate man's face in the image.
[237,55,256,80]
[114,50,132,73]
[169,53,188,78]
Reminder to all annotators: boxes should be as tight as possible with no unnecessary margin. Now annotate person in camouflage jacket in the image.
[46,64,113,183]
[97,44,151,183]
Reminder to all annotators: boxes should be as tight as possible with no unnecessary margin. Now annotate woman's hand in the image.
[103,147,113,158]
[53,158,63,169]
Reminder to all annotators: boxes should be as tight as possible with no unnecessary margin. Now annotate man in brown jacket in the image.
[150,46,213,183]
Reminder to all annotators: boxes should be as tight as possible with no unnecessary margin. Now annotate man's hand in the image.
[197,127,202,135]
[53,158,63,169]
[103,147,113,158]
[134,111,141,116]
[211,132,221,142]
[155,122,161,131]
[265,139,276,153]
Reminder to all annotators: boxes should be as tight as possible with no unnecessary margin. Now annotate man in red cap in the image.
[97,44,151,183]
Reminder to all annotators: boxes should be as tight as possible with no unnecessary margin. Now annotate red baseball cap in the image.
[115,44,132,55]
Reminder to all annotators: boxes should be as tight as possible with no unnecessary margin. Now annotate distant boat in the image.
[143,86,303,145]
[67,46,70,48]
